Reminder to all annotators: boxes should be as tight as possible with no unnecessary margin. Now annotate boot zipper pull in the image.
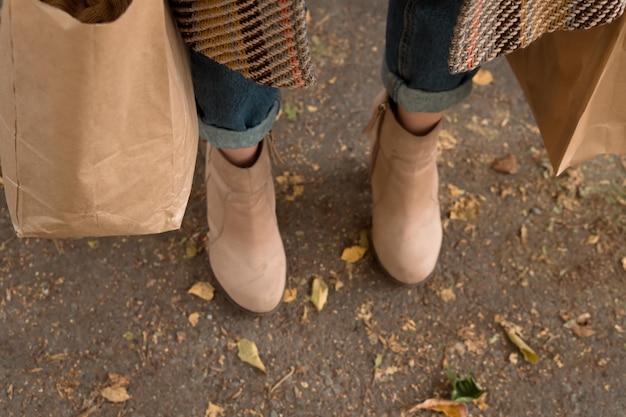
[363,100,388,136]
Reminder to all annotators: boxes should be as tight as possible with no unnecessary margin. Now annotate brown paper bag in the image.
[0,0,199,237]
[507,14,626,175]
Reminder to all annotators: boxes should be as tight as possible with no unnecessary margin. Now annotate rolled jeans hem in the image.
[198,99,280,149]
[382,60,473,113]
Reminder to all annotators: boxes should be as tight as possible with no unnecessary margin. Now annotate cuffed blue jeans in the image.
[190,51,280,149]
[192,0,477,149]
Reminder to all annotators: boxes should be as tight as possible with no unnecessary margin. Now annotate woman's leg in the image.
[191,51,285,314]
[368,0,478,284]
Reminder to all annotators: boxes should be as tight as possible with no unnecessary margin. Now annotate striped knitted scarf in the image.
[450,0,626,73]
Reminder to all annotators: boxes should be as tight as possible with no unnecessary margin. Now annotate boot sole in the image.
[207,261,285,317]
[371,241,435,287]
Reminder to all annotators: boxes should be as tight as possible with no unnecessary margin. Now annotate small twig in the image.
[0,235,16,251]
[230,384,244,400]
[270,366,295,394]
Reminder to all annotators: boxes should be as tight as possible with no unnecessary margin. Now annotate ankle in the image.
[220,144,261,168]
[396,104,444,136]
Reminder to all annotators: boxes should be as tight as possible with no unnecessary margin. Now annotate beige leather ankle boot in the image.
[205,139,286,314]
[366,93,442,285]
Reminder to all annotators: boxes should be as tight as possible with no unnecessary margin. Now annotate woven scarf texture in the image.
[171,0,315,88]
[41,0,131,23]
[450,0,626,73]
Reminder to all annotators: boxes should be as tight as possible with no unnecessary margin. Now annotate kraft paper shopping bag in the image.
[0,0,199,237]
[507,14,626,175]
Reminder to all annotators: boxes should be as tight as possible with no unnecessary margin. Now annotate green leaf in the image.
[445,370,487,403]
[284,103,298,122]
[374,353,383,368]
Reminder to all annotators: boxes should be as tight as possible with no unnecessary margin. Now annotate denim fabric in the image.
[383,0,479,112]
[190,50,280,149]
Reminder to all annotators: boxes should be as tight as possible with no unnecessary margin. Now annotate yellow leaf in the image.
[184,240,199,259]
[520,224,529,246]
[101,386,130,403]
[306,105,318,113]
[438,288,456,303]
[358,230,370,249]
[500,320,539,364]
[438,130,458,151]
[188,312,200,327]
[310,277,329,312]
[188,282,215,301]
[87,240,99,249]
[341,245,367,263]
[205,402,224,417]
[447,184,465,197]
[409,398,468,417]
[473,69,493,86]
[237,339,267,373]
[282,288,297,303]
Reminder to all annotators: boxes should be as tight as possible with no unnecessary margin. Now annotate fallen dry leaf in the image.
[473,69,494,86]
[621,256,626,270]
[447,184,465,197]
[310,276,329,311]
[474,392,489,411]
[341,245,367,263]
[491,153,518,174]
[520,224,529,246]
[439,288,456,303]
[439,130,458,151]
[107,373,130,388]
[586,235,600,245]
[184,239,199,259]
[188,282,215,301]
[101,386,130,403]
[205,402,224,417]
[449,194,481,221]
[282,288,297,303]
[500,320,538,364]
[188,312,200,327]
[276,171,305,201]
[408,398,468,417]
[563,312,596,338]
[237,339,267,373]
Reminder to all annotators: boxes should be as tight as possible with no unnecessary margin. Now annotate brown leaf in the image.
[188,282,215,301]
[205,402,225,417]
[188,312,200,327]
[438,288,456,303]
[491,153,518,174]
[449,194,481,221]
[473,69,494,86]
[439,130,458,151]
[282,288,297,303]
[408,398,468,417]
[520,224,529,246]
[563,312,596,338]
[107,373,130,388]
[101,386,130,403]
[341,245,367,263]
